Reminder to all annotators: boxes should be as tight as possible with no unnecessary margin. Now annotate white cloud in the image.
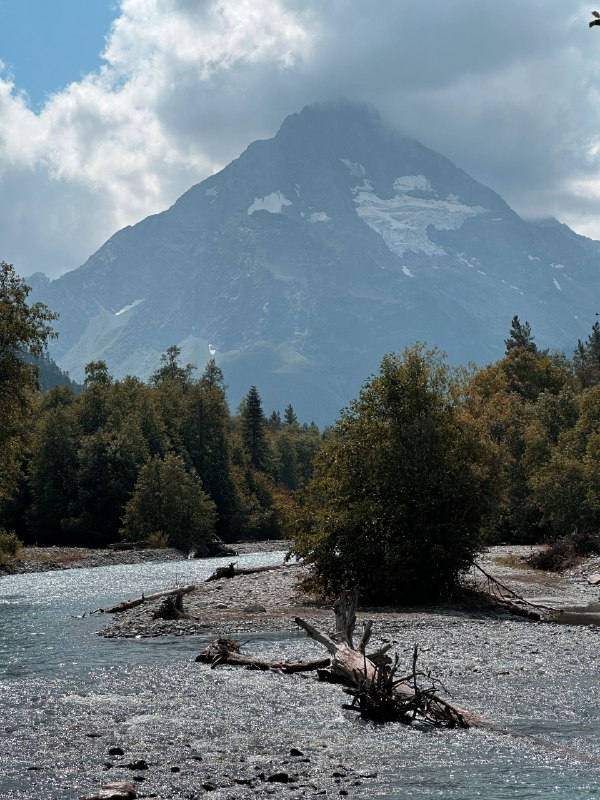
[3,0,600,277]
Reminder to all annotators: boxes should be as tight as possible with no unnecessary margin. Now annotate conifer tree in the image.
[240,385,271,472]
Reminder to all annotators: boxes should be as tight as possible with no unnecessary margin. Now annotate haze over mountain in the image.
[30,102,600,424]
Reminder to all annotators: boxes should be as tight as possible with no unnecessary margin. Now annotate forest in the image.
[2,261,600,602]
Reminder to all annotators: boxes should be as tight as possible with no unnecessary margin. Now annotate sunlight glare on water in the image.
[0,554,599,799]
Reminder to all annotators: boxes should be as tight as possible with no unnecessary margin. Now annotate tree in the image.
[292,345,502,604]
[573,322,600,388]
[150,345,195,387]
[240,385,272,472]
[504,315,537,355]
[183,361,239,540]
[0,262,57,500]
[284,404,298,426]
[121,453,216,552]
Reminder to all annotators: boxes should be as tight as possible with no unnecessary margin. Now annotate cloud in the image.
[2,0,600,278]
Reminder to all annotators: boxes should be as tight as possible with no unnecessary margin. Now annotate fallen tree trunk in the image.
[93,585,196,614]
[196,590,470,729]
[205,563,283,582]
[195,637,330,673]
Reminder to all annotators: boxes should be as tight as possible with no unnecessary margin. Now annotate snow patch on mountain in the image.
[340,158,365,177]
[248,192,292,215]
[394,175,431,192]
[115,298,145,316]
[310,211,330,223]
[353,175,485,257]
[553,279,562,291]
[402,265,415,278]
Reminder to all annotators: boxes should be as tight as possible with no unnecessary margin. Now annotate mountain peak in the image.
[32,103,600,424]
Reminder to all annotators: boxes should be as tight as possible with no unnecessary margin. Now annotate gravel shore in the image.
[98,545,600,640]
[9,540,290,575]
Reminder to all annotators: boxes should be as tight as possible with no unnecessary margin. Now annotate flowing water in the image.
[0,554,599,799]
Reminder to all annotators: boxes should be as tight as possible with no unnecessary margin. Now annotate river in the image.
[1,554,599,799]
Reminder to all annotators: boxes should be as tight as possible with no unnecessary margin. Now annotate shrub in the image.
[528,529,600,572]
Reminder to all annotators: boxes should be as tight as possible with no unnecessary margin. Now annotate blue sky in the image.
[0,1,118,107]
[0,1,599,279]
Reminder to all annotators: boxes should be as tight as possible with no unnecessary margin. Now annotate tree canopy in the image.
[292,345,503,604]
[0,263,57,501]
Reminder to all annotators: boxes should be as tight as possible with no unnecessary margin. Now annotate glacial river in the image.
[0,554,599,799]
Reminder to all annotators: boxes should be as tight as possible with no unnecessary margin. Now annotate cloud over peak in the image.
[2,1,600,277]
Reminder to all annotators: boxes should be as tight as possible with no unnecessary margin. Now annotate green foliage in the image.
[0,528,22,556]
[292,345,503,604]
[0,263,57,501]
[504,315,537,355]
[150,345,195,387]
[240,385,273,473]
[529,384,600,537]
[574,322,600,388]
[121,453,217,552]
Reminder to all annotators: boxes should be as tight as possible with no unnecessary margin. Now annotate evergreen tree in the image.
[240,386,271,472]
[183,362,238,540]
[284,404,298,426]
[504,315,537,355]
[150,345,195,387]
[573,322,600,388]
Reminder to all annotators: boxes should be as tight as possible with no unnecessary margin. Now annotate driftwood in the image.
[93,585,196,614]
[196,590,469,729]
[195,637,330,673]
[205,562,283,582]
[471,562,559,620]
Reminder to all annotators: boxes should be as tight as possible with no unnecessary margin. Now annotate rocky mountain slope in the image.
[30,102,600,424]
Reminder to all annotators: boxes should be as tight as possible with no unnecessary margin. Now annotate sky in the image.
[1,1,600,279]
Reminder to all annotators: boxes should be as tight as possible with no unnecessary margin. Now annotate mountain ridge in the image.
[29,101,600,424]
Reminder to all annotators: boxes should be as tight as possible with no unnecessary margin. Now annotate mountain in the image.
[30,101,600,424]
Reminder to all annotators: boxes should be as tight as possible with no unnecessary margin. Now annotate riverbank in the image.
[7,539,290,574]
[98,545,600,640]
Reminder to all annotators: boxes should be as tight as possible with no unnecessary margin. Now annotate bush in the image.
[0,528,22,556]
[528,529,600,572]
[0,528,22,570]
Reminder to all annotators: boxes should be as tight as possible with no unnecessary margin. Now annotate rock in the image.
[125,759,148,771]
[202,781,217,791]
[108,747,124,756]
[81,780,137,800]
[170,766,181,773]
[267,772,290,783]
[243,603,267,613]
[289,748,304,757]
[587,573,600,585]
[215,603,228,609]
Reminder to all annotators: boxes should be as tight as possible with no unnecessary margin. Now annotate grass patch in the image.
[493,553,529,570]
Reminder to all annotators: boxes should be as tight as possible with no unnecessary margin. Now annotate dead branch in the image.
[92,585,196,614]
[195,637,330,673]
[205,563,283,582]
[472,562,557,617]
